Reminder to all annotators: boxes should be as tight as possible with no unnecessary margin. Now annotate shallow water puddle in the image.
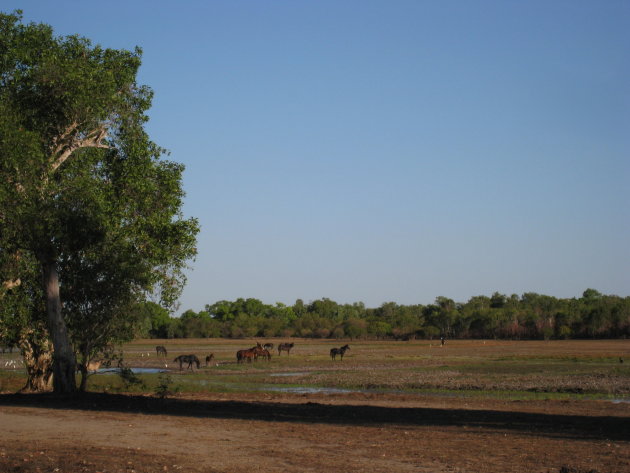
[95,367,165,375]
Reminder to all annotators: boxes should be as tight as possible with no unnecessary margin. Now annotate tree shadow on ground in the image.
[0,392,627,442]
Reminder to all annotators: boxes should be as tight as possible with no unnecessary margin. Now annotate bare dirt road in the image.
[0,391,628,473]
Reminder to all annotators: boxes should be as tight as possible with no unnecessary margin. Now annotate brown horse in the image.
[330,344,350,360]
[156,345,167,357]
[236,348,256,364]
[205,354,215,366]
[277,342,294,356]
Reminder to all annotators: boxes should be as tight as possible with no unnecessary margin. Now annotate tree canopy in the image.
[0,11,199,392]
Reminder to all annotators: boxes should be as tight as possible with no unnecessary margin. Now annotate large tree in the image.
[0,11,199,393]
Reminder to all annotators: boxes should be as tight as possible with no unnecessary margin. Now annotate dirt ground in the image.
[0,391,628,473]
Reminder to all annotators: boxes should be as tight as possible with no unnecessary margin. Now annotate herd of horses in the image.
[156,342,350,371]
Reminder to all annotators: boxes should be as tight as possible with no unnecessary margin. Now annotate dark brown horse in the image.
[156,345,167,357]
[277,342,294,356]
[173,354,200,371]
[330,344,350,360]
[205,354,215,366]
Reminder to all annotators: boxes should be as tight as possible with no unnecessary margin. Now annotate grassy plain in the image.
[1,339,629,399]
[127,339,630,398]
[91,338,630,399]
[1,339,629,473]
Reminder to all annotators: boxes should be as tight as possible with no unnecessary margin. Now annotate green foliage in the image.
[0,11,198,392]
[118,366,144,390]
[154,372,180,399]
[163,291,630,341]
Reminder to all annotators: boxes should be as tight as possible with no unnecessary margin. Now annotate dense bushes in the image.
[136,289,630,340]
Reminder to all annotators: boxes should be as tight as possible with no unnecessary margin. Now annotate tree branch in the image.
[49,124,110,173]
[50,121,79,156]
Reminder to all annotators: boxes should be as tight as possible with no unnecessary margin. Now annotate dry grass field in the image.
[1,339,629,472]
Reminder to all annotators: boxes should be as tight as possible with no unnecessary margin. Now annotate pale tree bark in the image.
[18,324,54,392]
[2,278,21,290]
[49,123,109,173]
[41,257,77,393]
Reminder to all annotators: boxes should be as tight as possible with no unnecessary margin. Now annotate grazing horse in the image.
[330,344,350,361]
[237,348,256,364]
[263,343,274,350]
[205,354,215,366]
[255,348,272,361]
[277,342,294,356]
[156,345,167,357]
[173,354,200,371]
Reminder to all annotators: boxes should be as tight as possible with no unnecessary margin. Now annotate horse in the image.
[255,348,272,361]
[277,342,294,356]
[173,354,200,371]
[263,343,274,350]
[205,354,215,366]
[330,344,350,361]
[236,348,256,364]
[156,345,167,357]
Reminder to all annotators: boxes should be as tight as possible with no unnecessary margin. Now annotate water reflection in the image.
[95,367,165,375]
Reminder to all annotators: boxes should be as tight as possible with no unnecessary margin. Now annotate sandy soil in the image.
[0,391,628,473]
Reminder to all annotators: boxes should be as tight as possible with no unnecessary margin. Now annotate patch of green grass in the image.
[0,371,26,392]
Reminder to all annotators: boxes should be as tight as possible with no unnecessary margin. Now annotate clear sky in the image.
[8,1,630,312]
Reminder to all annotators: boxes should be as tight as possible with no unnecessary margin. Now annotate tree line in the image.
[136,289,630,341]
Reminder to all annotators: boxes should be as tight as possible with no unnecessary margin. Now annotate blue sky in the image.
[9,1,630,311]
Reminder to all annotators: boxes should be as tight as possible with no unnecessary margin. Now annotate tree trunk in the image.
[41,258,77,393]
[77,362,88,392]
[18,325,54,392]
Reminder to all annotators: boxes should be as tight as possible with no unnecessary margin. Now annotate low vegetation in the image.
[3,339,626,401]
